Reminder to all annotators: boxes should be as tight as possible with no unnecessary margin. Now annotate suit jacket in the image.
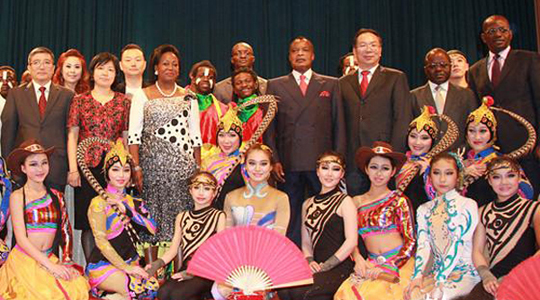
[340,66,412,167]
[214,76,267,104]
[411,82,477,149]
[469,49,540,153]
[1,82,74,187]
[263,72,345,172]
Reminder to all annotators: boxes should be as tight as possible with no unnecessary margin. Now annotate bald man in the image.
[214,42,267,103]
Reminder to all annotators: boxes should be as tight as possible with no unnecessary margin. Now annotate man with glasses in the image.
[469,15,540,197]
[1,47,75,190]
[340,28,412,196]
[411,48,476,149]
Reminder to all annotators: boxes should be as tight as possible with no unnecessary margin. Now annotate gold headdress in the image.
[189,172,218,189]
[103,139,132,172]
[316,156,345,170]
[409,106,438,139]
[467,96,497,129]
[217,105,243,137]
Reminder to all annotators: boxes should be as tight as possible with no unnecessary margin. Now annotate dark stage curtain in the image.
[0,0,536,88]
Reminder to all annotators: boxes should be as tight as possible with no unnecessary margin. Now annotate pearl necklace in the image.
[156,81,178,97]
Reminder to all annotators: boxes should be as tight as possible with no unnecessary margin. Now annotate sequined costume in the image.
[278,188,354,300]
[0,188,90,299]
[224,183,290,235]
[198,93,227,145]
[334,191,416,300]
[464,147,533,207]
[158,207,225,300]
[86,193,159,299]
[128,94,202,243]
[412,189,480,299]
[464,194,540,300]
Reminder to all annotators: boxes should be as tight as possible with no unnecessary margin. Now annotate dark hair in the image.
[88,52,121,90]
[367,155,397,169]
[149,44,181,83]
[289,36,314,51]
[424,48,449,65]
[352,28,383,48]
[52,49,91,94]
[487,156,521,175]
[0,66,16,73]
[189,60,217,80]
[189,171,218,188]
[231,67,260,102]
[245,143,274,165]
[317,150,346,169]
[27,46,55,64]
[120,43,145,60]
[429,152,459,174]
[338,52,354,76]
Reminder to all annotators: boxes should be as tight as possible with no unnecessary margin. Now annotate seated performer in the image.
[405,152,480,300]
[335,142,415,300]
[0,139,89,299]
[463,157,540,300]
[464,98,533,207]
[84,140,158,299]
[0,157,13,266]
[230,68,264,142]
[146,171,226,300]
[278,151,356,300]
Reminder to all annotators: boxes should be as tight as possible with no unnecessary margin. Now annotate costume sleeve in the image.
[435,198,478,284]
[67,94,81,128]
[123,196,156,235]
[390,73,412,152]
[274,192,290,236]
[121,94,131,132]
[393,196,416,268]
[188,96,202,147]
[88,196,132,271]
[56,191,74,262]
[412,204,431,279]
[127,91,145,145]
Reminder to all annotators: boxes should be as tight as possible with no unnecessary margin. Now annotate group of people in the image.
[0,13,539,300]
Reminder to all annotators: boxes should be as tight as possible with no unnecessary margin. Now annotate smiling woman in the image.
[52,49,90,94]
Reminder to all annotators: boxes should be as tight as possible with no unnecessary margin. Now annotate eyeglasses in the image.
[426,62,450,69]
[356,42,380,50]
[484,27,510,35]
[30,60,53,68]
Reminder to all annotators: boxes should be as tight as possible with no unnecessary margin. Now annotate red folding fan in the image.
[187,225,313,295]
[497,255,540,300]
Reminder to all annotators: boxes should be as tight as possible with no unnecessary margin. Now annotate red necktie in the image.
[299,74,308,96]
[491,54,501,87]
[38,86,47,118]
[360,70,370,97]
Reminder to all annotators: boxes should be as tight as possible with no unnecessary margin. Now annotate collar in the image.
[473,146,497,160]
[357,64,379,78]
[292,69,313,82]
[428,80,449,93]
[489,46,511,61]
[32,80,52,93]
[437,189,459,203]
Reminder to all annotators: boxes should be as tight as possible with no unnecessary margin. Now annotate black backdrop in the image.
[0,0,536,88]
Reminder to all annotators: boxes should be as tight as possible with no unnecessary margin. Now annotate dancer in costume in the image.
[464,97,533,207]
[405,152,480,300]
[128,44,202,261]
[231,67,264,142]
[0,139,89,300]
[223,144,290,235]
[278,151,356,300]
[463,157,540,300]
[82,139,158,300]
[335,141,415,300]
[146,172,226,300]
[0,157,13,266]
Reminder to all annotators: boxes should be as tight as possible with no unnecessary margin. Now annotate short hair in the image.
[231,67,260,101]
[149,44,181,83]
[352,28,383,48]
[289,36,314,51]
[424,48,449,65]
[189,60,217,80]
[447,49,467,60]
[27,47,55,64]
[120,43,145,60]
[88,52,121,90]
[338,52,354,75]
[487,156,521,176]
[0,66,15,73]
[52,49,90,94]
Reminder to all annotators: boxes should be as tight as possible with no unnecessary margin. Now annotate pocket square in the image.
[319,91,331,97]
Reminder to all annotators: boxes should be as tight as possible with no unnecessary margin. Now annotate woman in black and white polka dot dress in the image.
[128,44,202,258]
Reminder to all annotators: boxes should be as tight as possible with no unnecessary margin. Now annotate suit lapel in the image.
[421,84,437,108]
[282,74,304,106]
[294,73,324,121]
[43,84,60,122]
[347,71,362,101]
[498,50,516,85]
[24,82,41,120]
[478,57,494,91]
[363,66,383,99]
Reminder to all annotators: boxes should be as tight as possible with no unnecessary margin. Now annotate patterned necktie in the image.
[299,74,308,96]
[38,86,47,118]
[491,54,501,87]
[435,86,445,114]
[360,70,370,97]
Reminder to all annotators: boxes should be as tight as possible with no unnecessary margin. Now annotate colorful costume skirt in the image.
[334,257,415,300]
[0,239,8,266]
[0,245,90,300]
[86,256,159,300]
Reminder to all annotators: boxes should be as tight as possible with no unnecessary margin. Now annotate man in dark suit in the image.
[340,28,412,196]
[468,15,540,197]
[1,47,74,190]
[411,48,477,149]
[264,36,345,246]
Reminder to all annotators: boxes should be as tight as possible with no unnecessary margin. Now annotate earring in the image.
[154,70,158,76]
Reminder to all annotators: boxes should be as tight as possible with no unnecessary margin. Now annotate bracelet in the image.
[133,166,142,172]
[69,170,79,174]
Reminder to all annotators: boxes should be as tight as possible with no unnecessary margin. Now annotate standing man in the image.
[264,36,345,246]
[214,42,267,103]
[1,47,74,190]
[468,15,540,196]
[411,48,477,149]
[119,43,147,98]
[340,28,412,196]
[0,66,17,154]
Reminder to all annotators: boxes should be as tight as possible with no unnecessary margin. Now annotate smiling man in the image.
[411,48,477,149]
[264,36,345,246]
